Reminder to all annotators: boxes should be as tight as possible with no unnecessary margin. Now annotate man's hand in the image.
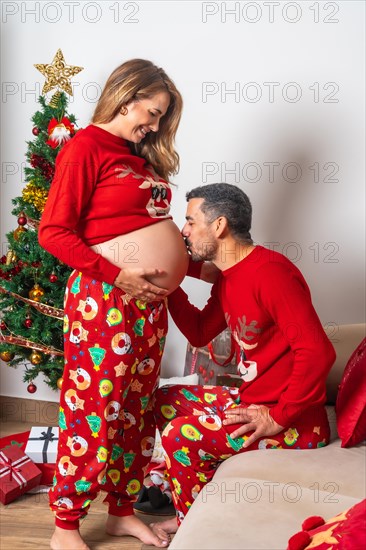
[114,267,168,302]
[223,404,283,448]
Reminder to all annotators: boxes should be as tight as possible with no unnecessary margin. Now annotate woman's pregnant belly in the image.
[91,220,189,294]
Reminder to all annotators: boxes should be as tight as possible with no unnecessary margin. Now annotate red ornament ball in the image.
[49,273,58,283]
[32,127,40,136]
[24,318,33,328]
[17,215,27,226]
[0,320,6,330]
[27,383,37,394]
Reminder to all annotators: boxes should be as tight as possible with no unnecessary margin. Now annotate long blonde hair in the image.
[92,59,183,180]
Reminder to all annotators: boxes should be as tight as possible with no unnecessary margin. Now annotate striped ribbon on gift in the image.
[0,451,30,488]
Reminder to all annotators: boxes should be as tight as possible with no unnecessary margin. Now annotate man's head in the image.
[182,183,253,263]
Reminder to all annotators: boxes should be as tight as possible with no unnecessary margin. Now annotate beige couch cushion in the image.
[213,439,365,499]
[170,483,360,550]
[169,324,366,550]
[170,440,365,549]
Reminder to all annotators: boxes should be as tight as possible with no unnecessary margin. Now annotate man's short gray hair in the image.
[186,183,253,244]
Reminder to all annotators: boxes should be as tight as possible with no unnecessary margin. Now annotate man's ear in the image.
[214,216,229,238]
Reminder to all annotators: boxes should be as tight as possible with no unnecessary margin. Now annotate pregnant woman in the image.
[38,59,187,550]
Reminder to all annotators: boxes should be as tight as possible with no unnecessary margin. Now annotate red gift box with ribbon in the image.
[0,431,55,486]
[0,445,42,505]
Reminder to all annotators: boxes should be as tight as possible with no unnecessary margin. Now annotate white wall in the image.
[1,0,365,402]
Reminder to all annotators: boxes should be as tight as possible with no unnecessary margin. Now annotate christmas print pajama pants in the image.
[49,270,168,530]
[154,384,330,524]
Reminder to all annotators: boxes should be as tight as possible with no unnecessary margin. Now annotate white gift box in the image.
[25,427,59,464]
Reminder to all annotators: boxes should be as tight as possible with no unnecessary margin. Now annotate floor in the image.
[0,421,175,550]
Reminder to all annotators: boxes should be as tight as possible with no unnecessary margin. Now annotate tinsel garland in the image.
[0,331,63,356]
[0,285,64,319]
[22,182,49,212]
[25,216,40,230]
[30,154,55,181]
[0,257,22,280]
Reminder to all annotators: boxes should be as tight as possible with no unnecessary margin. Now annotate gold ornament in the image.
[28,283,45,302]
[13,225,27,241]
[22,182,48,212]
[49,91,62,108]
[34,49,83,96]
[56,377,64,389]
[5,250,13,265]
[30,349,42,365]
[0,351,15,362]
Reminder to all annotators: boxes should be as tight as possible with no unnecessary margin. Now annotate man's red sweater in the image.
[38,125,172,285]
[168,246,336,428]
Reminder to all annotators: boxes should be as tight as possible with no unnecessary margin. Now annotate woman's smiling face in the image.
[118,90,170,143]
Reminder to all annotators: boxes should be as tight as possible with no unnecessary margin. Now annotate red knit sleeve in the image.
[168,283,227,347]
[186,258,203,279]
[255,262,336,428]
[38,137,121,285]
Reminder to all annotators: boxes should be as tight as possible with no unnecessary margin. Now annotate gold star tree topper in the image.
[34,49,83,95]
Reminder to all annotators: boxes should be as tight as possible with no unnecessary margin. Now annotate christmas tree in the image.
[0,50,83,392]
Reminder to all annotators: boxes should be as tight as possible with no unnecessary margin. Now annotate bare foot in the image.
[150,516,179,535]
[50,527,90,550]
[106,514,170,547]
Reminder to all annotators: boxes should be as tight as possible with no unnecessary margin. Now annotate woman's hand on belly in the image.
[113,267,168,301]
[94,220,189,296]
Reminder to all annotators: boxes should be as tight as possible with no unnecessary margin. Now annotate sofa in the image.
[169,324,366,549]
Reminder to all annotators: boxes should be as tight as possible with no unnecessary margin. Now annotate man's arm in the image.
[256,262,336,428]
[224,261,335,447]
[186,258,220,283]
[168,283,227,347]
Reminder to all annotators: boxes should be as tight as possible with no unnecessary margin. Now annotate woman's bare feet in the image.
[106,514,170,547]
[50,527,90,550]
[150,516,179,535]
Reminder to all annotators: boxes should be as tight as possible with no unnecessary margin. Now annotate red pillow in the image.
[287,499,366,549]
[336,337,366,447]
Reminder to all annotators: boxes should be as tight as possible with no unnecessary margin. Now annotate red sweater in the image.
[38,125,172,284]
[168,246,336,428]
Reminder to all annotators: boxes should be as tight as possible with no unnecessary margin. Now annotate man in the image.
[151,183,335,535]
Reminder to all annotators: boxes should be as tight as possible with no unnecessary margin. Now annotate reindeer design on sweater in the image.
[115,164,171,218]
[225,313,262,382]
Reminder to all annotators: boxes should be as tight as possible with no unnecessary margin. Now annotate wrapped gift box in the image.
[0,431,55,486]
[37,463,55,485]
[25,427,59,464]
[0,446,42,504]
